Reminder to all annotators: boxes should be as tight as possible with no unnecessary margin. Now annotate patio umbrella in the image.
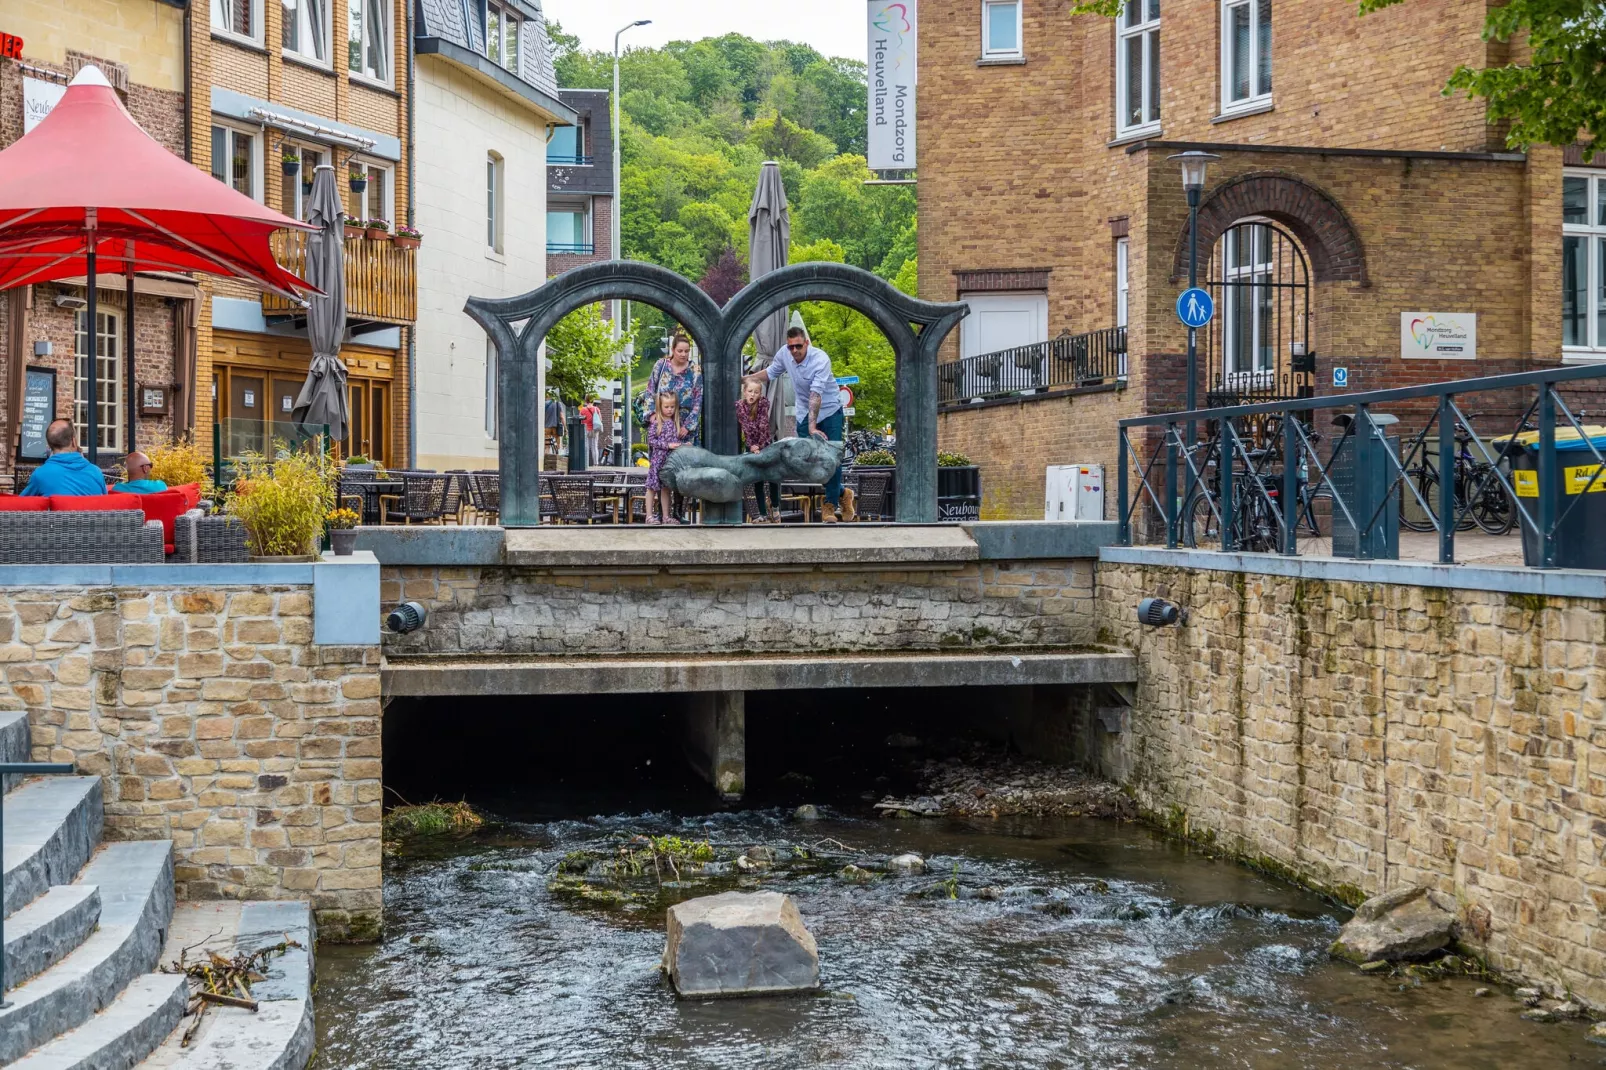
[0,65,314,462]
[290,165,349,444]
[748,161,795,441]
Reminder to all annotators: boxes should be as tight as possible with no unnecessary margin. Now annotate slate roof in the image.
[415,0,560,100]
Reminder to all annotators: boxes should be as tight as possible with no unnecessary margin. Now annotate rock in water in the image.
[662,892,819,998]
[887,853,927,876]
[1330,886,1457,964]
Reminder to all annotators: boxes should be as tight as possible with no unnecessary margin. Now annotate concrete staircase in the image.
[0,710,316,1069]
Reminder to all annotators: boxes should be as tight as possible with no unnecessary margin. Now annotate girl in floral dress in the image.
[736,378,779,522]
[645,391,685,524]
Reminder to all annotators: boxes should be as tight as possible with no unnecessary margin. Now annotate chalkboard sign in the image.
[17,366,55,462]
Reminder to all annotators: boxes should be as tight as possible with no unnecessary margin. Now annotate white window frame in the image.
[546,199,591,254]
[1221,223,1277,386]
[487,153,505,254]
[1563,169,1606,359]
[282,0,332,66]
[278,143,328,220]
[486,1,522,71]
[347,157,394,224]
[212,0,263,45]
[347,0,393,86]
[210,121,262,203]
[1116,0,1161,137]
[981,0,1023,59]
[1115,238,1129,329]
[1220,0,1271,114]
[74,307,121,454]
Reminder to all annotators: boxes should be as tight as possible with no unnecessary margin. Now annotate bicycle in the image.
[1398,412,1516,536]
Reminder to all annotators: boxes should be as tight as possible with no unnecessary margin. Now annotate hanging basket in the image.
[281,158,300,177]
[349,176,368,193]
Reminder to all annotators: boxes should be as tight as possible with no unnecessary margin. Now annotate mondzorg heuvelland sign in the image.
[867,0,916,171]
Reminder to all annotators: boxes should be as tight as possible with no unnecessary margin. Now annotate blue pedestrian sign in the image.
[1176,288,1214,329]
[1333,367,1349,388]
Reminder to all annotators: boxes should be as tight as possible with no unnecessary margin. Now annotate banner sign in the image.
[867,1,917,171]
[1401,312,1476,360]
[23,76,65,134]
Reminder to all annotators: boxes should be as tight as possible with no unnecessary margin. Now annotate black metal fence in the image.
[939,326,1127,404]
[1117,362,1606,569]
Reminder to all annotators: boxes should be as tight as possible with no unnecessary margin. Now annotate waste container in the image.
[1329,414,1400,559]
[1497,426,1606,569]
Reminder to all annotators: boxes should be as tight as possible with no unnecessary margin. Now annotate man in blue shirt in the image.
[746,327,851,522]
[111,452,168,495]
[20,420,108,497]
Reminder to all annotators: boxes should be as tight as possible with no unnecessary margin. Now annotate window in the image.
[279,145,326,220]
[982,0,1022,58]
[549,122,588,165]
[1221,224,1276,378]
[1116,238,1129,329]
[1116,0,1160,135]
[485,338,499,439]
[283,0,329,63]
[74,308,120,453]
[547,202,590,254]
[212,0,259,41]
[210,124,259,201]
[345,160,392,224]
[487,153,504,253]
[1221,0,1271,112]
[1563,171,1606,354]
[486,1,521,70]
[347,0,390,82]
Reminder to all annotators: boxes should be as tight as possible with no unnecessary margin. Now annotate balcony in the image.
[939,326,1128,405]
[548,154,594,166]
[547,242,596,255]
[263,231,417,325]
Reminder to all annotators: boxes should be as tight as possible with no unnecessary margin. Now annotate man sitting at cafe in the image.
[20,419,107,497]
[111,451,167,494]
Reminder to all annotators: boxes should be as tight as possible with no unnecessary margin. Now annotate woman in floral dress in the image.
[644,333,702,444]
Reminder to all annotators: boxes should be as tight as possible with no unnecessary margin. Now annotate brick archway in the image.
[1172,170,1368,285]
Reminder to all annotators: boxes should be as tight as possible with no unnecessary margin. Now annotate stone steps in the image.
[9,973,189,1070]
[0,841,175,1065]
[3,775,103,917]
[5,884,102,988]
[137,901,316,1070]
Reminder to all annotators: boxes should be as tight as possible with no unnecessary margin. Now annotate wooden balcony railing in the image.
[263,230,417,324]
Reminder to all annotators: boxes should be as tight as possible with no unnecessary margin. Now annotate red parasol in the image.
[0,65,316,461]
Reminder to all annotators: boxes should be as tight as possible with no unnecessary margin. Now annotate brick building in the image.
[0,2,195,484]
[546,88,614,273]
[918,0,1578,519]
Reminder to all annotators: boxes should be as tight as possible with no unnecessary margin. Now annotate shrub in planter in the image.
[937,451,980,500]
[855,449,896,467]
[227,449,335,559]
[393,223,422,250]
[147,435,215,500]
[363,218,390,239]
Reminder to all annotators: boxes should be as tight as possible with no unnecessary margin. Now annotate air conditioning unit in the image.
[1045,464,1104,521]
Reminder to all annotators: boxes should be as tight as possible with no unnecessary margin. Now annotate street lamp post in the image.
[614,19,650,460]
[1168,151,1219,541]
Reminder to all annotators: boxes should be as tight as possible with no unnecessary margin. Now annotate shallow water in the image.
[314,811,1604,1070]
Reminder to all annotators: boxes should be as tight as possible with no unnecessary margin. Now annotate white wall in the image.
[413,59,548,471]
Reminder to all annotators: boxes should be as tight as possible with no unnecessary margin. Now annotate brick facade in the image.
[919,0,1578,518]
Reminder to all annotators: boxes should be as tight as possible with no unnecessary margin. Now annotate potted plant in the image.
[343,453,374,471]
[393,223,422,250]
[343,213,365,240]
[281,150,301,177]
[326,507,360,556]
[937,450,981,521]
[349,166,368,193]
[226,450,335,561]
[364,218,390,240]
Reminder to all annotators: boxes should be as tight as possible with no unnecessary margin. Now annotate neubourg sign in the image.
[867,1,917,171]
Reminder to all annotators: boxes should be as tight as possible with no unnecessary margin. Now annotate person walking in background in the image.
[736,377,779,523]
[744,326,853,522]
[645,391,686,525]
[581,397,600,465]
[21,419,107,497]
[645,333,703,445]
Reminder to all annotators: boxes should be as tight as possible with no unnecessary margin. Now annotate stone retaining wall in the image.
[1096,559,1606,1003]
[0,583,382,941]
[382,560,1099,657]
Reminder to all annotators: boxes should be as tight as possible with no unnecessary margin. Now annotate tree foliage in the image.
[545,304,622,406]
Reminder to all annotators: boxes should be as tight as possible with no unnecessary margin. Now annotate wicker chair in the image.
[537,474,559,524]
[548,476,616,524]
[851,469,895,521]
[441,472,467,525]
[469,471,501,524]
[173,511,251,563]
[0,511,164,564]
[384,473,453,524]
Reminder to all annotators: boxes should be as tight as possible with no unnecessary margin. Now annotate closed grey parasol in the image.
[748,160,795,440]
[291,164,350,444]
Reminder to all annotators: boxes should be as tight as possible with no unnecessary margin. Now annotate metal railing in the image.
[547,242,596,255]
[939,326,1127,404]
[264,231,417,324]
[1116,362,1606,568]
[548,154,595,165]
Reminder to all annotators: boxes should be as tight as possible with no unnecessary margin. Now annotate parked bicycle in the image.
[1398,412,1518,536]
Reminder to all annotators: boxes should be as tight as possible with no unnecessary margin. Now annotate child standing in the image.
[736,378,779,523]
[645,390,685,524]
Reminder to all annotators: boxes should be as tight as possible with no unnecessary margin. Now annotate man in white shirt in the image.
[745,326,853,522]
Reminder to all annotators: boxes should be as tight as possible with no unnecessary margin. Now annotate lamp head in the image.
[1168,150,1221,194]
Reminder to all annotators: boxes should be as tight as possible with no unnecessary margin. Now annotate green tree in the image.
[746,116,837,169]
[789,239,897,430]
[545,304,622,406]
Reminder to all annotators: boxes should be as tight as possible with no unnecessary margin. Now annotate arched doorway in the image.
[1203,219,1314,408]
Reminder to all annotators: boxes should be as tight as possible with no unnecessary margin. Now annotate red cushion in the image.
[173,483,202,510]
[134,490,188,550]
[49,493,141,512]
[0,495,49,512]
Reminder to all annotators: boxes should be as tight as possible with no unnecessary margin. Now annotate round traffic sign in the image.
[1176,287,1214,329]
[839,386,854,409]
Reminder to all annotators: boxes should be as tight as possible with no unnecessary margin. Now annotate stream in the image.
[313,809,1604,1069]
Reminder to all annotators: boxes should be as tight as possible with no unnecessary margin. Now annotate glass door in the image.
[228,373,265,457]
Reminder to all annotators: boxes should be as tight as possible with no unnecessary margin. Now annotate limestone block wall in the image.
[383,561,1098,656]
[1096,559,1606,1003]
[0,582,382,941]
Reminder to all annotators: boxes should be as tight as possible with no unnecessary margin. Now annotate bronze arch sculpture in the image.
[465,260,968,526]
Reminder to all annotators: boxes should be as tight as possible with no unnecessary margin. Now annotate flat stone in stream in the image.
[663,892,820,998]
[1330,886,1457,964]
